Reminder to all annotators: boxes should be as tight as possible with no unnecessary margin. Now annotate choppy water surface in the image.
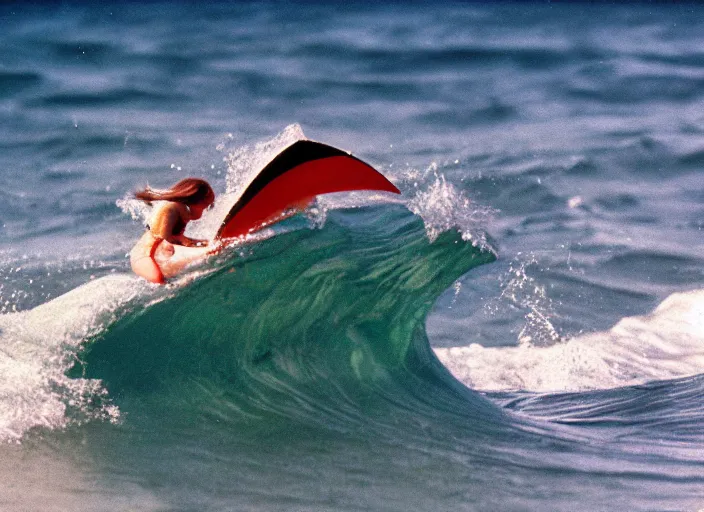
[1,3,703,511]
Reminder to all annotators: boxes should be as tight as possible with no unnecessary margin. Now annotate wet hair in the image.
[135,178,215,206]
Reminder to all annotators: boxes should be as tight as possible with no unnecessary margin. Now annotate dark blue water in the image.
[1,3,704,511]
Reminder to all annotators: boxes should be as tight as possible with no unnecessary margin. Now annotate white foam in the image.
[0,274,150,442]
[435,289,704,393]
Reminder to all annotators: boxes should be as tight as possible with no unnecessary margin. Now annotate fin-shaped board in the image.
[216,140,400,239]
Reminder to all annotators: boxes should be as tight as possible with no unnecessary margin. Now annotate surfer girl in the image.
[130,178,216,284]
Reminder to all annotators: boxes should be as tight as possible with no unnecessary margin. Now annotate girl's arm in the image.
[152,203,212,248]
[171,234,209,247]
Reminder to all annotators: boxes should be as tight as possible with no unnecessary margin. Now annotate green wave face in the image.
[72,206,497,428]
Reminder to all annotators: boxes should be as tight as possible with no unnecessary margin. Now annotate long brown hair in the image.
[135,178,214,206]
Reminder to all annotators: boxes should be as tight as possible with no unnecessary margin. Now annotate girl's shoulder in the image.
[149,201,188,236]
[152,200,188,218]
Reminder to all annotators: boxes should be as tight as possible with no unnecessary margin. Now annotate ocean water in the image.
[1,2,704,511]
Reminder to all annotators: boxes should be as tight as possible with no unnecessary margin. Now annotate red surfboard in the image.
[216,140,400,240]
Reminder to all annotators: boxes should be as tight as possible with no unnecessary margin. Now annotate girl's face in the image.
[190,195,214,220]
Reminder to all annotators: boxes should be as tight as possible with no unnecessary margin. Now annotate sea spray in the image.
[0,275,150,442]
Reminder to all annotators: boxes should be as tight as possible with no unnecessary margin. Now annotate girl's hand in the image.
[155,240,175,259]
[206,240,224,256]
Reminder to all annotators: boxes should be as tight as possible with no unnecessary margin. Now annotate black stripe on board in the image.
[217,140,361,237]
